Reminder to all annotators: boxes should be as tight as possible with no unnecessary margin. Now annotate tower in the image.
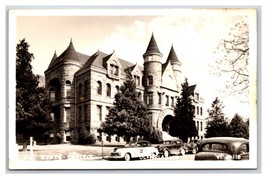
[166,45,182,91]
[45,39,82,144]
[143,33,163,126]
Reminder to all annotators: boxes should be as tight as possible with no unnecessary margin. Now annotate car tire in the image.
[124,153,131,161]
[163,150,169,158]
[151,153,156,159]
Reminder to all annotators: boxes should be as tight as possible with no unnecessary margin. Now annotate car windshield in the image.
[202,143,228,152]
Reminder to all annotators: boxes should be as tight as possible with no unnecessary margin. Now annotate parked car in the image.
[185,139,202,154]
[155,139,186,158]
[194,137,249,160]
[109,140,159,161]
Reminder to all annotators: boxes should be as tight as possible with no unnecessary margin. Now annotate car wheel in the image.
[151,153,156,159]
[124,153,131,161]
[180,149,185,156]
[192,148,197,154]
[163,150,169,158]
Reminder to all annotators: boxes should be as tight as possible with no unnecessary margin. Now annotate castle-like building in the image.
[44,34,207,144]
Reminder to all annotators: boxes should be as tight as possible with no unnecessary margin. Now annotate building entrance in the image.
[162,115,174,133]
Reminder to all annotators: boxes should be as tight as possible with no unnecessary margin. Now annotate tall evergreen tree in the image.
[169,78,197,142]
[99,69,162,143]
[205,97,229,138]
[16,39,52,147]
[229,113,249,139]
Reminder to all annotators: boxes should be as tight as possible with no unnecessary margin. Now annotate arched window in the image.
[84,80,88,98]
[200,107,203,116]
[97,81,102,95]
[66,81,71,98]
[197,121,199,131]
[106,83,111,97]
[197,106,199,115]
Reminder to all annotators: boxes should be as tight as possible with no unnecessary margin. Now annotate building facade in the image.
[44,34,207,144]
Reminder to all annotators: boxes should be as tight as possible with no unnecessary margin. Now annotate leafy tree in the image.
[16,39,52,149]
[229,113,249,139]
[211,19,249,102]
[205,97,229,138]
[169,78,197,142]
[99,69,162,143]
[77,125,96,144]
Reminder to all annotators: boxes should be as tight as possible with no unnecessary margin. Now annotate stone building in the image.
[44,34,207,144]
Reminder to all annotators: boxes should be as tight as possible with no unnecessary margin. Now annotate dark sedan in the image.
[194,137,249,160]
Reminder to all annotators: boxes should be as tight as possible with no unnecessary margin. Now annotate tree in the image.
[99,69,155,142]
[205,97,229,138]
[229,113,249,139]
[211,19,249,102]
[99,69,162,143]
[16,39,52,149]
[169,78,197,142]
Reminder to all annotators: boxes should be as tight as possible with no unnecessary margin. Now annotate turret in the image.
[143,33,162,88]
[166,45,182,90]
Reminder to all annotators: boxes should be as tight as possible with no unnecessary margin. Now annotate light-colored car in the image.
[194,137,249,160]
[109,140,159,161]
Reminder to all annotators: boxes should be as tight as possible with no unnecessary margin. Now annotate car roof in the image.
[200,137,248,144]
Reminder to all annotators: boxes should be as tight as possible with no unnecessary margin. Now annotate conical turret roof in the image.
[47,39,80,69]
[63,39,79,61]
[166,45,180,64]
[143,33,162,57]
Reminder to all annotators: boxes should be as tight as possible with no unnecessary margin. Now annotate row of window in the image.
[195,106,203,116]
[145,92,176,107]
[196,121,204,132]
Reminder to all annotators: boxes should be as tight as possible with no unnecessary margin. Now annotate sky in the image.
[13,8,257,119]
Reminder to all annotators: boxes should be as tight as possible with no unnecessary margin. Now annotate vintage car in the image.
[109,140,159,161]
[194,137,249,160]
[155,139,186,158]
[185,139,202,154]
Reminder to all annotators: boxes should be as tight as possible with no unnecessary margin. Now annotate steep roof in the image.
[188,84,196,96]
[47,40,88,69]
[78,50,143,75]
[166,45,180,64]
[143,33,162,57]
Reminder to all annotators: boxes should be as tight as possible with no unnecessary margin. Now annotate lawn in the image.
[17,144,115,161]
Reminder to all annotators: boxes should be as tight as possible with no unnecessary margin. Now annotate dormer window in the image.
[108,60,120,79]
[134,75,141,86]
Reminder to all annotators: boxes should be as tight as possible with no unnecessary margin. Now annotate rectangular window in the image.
[50,113,54,121]
[66,86,71,98]
[84,105,87,122]
[148,93,153,105]
[115,66,119,76]
[78,106,82,123]
[148,76,153,86]
[50,91,55,101]
[166,95,169,106]
[97,105,102,121]
[137,76,140,86]
[65,108,70,123]
[200,122,203,131]
[158,93,162,105]
[171,96,174,107]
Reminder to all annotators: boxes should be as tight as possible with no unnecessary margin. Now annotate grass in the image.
[17,144,116,161]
